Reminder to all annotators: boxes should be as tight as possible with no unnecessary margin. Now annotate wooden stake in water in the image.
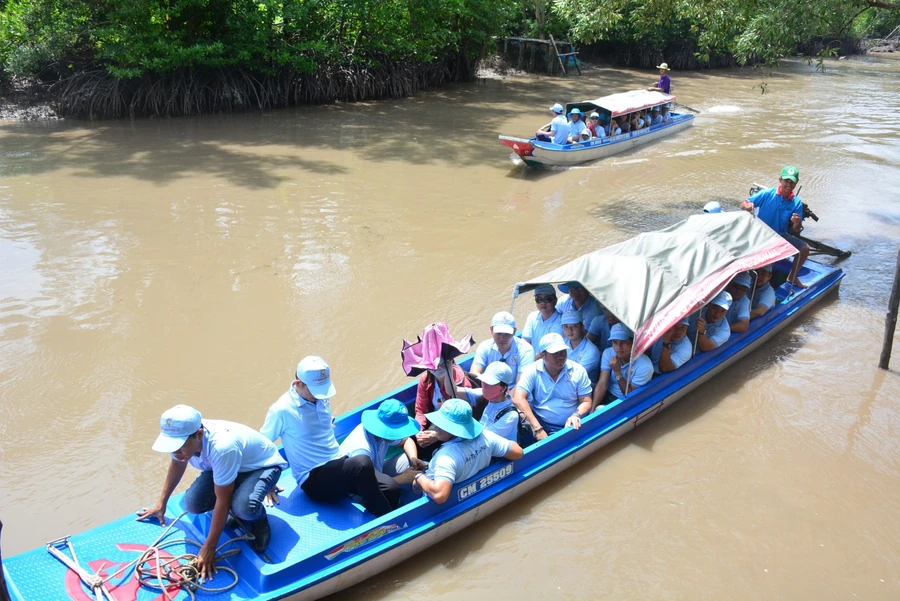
[878,246,900,370]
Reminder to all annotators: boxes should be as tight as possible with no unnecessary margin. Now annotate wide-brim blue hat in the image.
[425,399,483,440]
[361,398,421,440]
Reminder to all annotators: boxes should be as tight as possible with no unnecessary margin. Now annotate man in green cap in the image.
[741,166,809,288]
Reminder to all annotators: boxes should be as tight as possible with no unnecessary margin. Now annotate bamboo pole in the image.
[878,246,900,370]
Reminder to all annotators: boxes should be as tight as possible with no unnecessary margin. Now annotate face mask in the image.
[482,382,506,402]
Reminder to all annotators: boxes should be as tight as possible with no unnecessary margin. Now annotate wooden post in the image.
[549,35,567,76]
[878,246,900,369]
[0,521,11,601]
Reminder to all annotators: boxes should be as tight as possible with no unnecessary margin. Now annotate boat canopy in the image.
[566,90,676,118]
[513,212,797,357]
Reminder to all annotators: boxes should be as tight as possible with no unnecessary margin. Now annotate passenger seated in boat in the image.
[620,116,631,134]
[608,117,622,136]
[536,103,570,145]
[660,104,670,123]
[567,108,588,143]
[725,273,752,334]
[689,291,733,352]
[413,358,475,459]
[587,113,606,139]
[470,311,534,382]
[750,265,777,319]
[649,106,662,125]
[562,310,601,385]
[591,324,654,409]
[138,404,287,575]
[513,333,592,440]
[556,281,602,329]
[261,356,399,518]
[631,112,644,131]
[412,399,523,504]
[338,398,425,511]
[522,284,564,346]
[648,317,693,374]
[587,310,620,353]
[456,362,520,442]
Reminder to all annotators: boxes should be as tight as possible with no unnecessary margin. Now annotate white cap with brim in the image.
[425,399,483,440]
[710,291,733,311]
[153,405,202,453]
[732,273,752,288]
[480,361,515,386]
[361,398,420,440]
[491,311,516,335]
[608,323,633,342]
[550,103,564,114]
[539,333,569,354]
[297,356,337,399]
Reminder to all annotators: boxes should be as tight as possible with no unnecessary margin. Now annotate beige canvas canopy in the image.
[514,212,797,356]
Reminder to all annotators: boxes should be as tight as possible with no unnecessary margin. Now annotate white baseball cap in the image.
[539,333,568,355]
[152,405,202,453]
[297,356,337,399]
[480,361,515,386]
[709,291,733,311]
[490,311,516,335]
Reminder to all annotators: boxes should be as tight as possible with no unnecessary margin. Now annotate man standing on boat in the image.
[647,63,671,94]
[591,324,654,409]
[513,333,592,441]
[137,405,287,579]
[261,356,398,517]
[470,311,534,383]
[535,103,569,145]
[741,166,809,288]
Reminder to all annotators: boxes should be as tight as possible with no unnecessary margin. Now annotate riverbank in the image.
[0,77,57,121]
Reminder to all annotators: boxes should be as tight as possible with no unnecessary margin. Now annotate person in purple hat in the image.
[725,272,753,334]
[261,356,397,517]
[412,399,523,504]
[137,404,287,578]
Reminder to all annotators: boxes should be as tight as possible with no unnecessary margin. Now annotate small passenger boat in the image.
[499,89,694,167]
[2,213,843,601]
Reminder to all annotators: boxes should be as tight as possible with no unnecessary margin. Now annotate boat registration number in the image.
[457,463,513,501]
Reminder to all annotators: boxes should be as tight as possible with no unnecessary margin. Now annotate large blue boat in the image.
[1,213,843,601]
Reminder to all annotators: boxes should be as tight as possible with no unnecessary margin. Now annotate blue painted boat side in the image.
[529,113,694,154]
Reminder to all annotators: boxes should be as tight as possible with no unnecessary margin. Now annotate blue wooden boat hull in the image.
[2,258,842,601]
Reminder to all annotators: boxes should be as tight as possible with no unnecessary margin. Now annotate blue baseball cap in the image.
[550,103,564,114]
[297,356,336,399]
[703,201,722,214]
[732,273,752,289]
[153,405,202,453]
[709,291,733,311]
[480,361,514,386]
[534,284,556,297]
[361,399,420,440]
[608,323,633,342]
[425,399,483,440]
[569,108,582,115]
[651,106,660,112]
[561,310,583,326]
[491,311,516,335]
[539,333,569,355]
[557,281,584,294]
[759,264,773,273]
[678,315,691,326]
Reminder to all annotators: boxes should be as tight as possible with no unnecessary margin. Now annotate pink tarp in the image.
[401,322,474,377]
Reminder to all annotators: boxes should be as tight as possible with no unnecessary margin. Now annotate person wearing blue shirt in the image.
[536,103,570,145]
[588,310,620,354]
[689,291,733,353]
[561,310,601,385]
[513,333,593,441]
[649,106,662,125]
[751,265,777,319]
[725,272,752,334]
[649,317,693,374]
[522,284,564,346]
[470,311,534,382]
[741,166,809,288]
[567,108,588,143]
[456,362,520,443]
[592,324,655,409]
[261,356,397,518]
[660,104,671,123]
[556,281,602,330]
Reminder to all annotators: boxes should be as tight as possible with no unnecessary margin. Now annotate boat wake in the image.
[706,105,742,114]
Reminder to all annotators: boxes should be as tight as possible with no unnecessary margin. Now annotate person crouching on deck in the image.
[412,399,523,504]
[261,356,398,518]
[513,333,592,441]
[137,405,287,580]
[591,323,654,409]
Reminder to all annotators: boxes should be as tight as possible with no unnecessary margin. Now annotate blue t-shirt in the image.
[752,283,776,312]
[600,348,654,399]
[184,420,287,487]
[522,310,563,345]
[748,187,804,236]
[726,295,750,326]
[567,337,601,385]
[516,360,592,428]
[649,336,693,374]
[471,337,534,380]
[557,295,602,330]
[550,114,570,145]
[688,309,731,351]
[425,430,512,485]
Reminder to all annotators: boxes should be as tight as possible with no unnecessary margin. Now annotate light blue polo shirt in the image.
[648,336,693,374]
[516,359,592,428]
[688,309,731,351]
[588,315,612,353]
[522,310,563,345]
[752,283,776,312]
[471,337,534,380]
[567,336,601,385]
[181,420,288,486]
[261,388,341,486]
[748,187,804,236]
[425,430,511,485]
[600,348,654,399]
[726,295,750,326]
[550,114,569,145]
[569,119,587,140]
[338,423,403,474]
[557,295,602,330]
[459,389,519,442]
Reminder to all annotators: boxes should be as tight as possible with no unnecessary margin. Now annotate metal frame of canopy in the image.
[510,212,798,391]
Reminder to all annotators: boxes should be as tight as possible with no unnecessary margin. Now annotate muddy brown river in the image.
[2,56,899,600]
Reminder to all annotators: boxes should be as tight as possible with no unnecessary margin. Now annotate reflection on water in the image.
[1,56,900,600]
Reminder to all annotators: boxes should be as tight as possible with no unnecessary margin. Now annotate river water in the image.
[1,57,899,600]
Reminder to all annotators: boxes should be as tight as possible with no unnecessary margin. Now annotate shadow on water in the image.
[330,293,841,601]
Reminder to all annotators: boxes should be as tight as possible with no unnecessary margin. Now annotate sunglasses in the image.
[535,295,555,304]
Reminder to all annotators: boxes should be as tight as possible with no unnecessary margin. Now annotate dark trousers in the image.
[301,455,399,517]
[183,466,282,523]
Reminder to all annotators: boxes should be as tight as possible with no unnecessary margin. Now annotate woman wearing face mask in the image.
[454,362,519,443]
